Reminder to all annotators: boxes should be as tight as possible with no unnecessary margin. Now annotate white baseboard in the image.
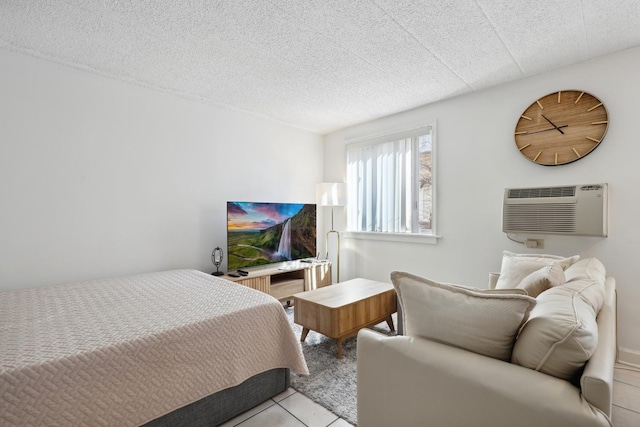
[618,347,640,368]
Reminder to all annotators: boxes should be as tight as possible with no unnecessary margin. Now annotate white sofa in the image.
[357,257,616,427]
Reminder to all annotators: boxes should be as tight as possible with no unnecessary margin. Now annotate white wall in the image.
[323,47,640,360]
[0,49,323,290]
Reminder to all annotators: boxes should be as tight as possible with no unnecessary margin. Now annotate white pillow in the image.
[512,277,605,382]
[391,271,536,361]
[516,262,566,297]
[495,251,578,290]
[452,283,528,296]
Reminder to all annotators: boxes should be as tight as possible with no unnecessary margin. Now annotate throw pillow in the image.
[452,284,528,296]
[495,251,579,290]
[511,275,606,382]
[391,271,536,361]
[516,262,566,297]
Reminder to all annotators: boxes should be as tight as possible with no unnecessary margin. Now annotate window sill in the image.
[343,231,441,245]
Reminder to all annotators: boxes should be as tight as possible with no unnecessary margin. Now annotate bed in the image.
[0,269,308,426]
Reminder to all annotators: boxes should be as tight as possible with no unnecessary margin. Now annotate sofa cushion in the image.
[511,258,606,382]
[495,251,579,290]
[564,257,607,284]
[391,271,536,361]
[516,262,566,297]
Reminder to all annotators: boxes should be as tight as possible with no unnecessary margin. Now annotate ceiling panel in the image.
[478,0,589,75]
[1,0,639,134]
[375,0,524,88]
[582,0,640,56]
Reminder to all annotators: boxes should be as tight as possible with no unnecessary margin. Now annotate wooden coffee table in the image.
[293,278,397,359]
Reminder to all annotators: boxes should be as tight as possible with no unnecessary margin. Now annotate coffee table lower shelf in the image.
[293,278,397,359]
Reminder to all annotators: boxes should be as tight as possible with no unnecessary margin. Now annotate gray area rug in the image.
[285,307,396,426]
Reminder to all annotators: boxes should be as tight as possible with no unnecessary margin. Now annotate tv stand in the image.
[223,261,332,303]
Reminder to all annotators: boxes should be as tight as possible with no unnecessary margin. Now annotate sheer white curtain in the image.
[347,138,412,233]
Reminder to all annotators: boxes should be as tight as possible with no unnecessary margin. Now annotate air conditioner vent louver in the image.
[507,186,576,199]
[502,184,607,237]
[503,204,576,233]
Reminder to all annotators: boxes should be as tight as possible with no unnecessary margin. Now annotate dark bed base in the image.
[143,368,290,427]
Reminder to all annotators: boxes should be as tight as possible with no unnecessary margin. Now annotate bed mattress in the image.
[0,269,308,426]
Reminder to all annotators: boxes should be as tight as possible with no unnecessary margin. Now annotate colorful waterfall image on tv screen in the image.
[227,202,316,270]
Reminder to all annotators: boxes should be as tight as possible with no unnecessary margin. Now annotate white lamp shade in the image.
[316,182,346,206]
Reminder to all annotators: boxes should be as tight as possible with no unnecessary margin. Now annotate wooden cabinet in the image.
[224,261,332,303]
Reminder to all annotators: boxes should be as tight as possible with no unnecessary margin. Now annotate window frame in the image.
[344,122,439,244]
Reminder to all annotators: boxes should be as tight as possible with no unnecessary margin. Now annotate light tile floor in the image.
[222,364,639,427]
[219,387,353,427]
[613,363,640,426]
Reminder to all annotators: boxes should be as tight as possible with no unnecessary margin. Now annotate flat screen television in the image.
[227,201,316,271]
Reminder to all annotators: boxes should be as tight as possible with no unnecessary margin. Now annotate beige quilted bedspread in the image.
[0,269,308,426]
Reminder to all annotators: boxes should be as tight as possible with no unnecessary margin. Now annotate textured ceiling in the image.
[2,0,640,134]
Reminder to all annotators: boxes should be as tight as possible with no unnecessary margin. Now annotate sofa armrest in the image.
[488,272,500,289]
[357,329,612,427]
[581,277,617,417]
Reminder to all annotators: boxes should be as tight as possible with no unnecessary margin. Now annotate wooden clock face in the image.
[514,90,608,166]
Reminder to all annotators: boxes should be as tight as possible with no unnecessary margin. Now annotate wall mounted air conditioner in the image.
[503,184,607,237]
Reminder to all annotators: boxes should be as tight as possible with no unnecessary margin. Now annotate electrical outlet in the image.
[524,239,544,249]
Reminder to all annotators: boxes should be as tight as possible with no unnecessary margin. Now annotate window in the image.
[346,124,434,235]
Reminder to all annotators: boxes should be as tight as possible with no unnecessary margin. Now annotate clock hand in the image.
[542,114,565,134]
[525,125,568,135]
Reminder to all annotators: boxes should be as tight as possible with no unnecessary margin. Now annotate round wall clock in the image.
[514,90,608,166]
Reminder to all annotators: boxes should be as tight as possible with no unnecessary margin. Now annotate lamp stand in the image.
[325,206,340,283]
